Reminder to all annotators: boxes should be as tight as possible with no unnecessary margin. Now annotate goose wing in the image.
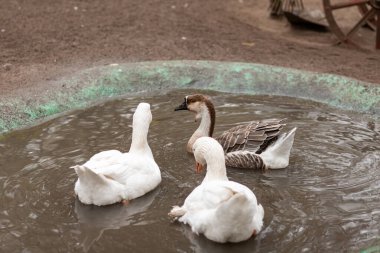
[215,119,285,154]
[83,151,135,184]
[225,150,267,170]
[184,181,244,212]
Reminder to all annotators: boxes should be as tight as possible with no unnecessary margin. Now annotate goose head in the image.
[175,95,215,126]
[192,137,227,181]
[133,102,152,130]
[175,95,216,153]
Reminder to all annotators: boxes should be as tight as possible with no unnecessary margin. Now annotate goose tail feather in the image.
[259,127,297,169]
[71,165,110,185]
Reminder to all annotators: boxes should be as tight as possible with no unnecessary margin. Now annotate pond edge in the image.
[1,60,379,134]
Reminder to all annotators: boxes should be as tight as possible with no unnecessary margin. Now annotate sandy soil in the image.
[0,0,379,102]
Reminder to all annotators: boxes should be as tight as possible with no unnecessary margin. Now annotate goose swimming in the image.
[174,94,297,170]
[169,137,264,243]
[72,102,161,206]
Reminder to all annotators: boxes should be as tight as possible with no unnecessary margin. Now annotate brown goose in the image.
[174,94,297,170]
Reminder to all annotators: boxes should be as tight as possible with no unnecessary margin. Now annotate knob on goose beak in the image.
[195,162,204,174]
[174,100,188,111]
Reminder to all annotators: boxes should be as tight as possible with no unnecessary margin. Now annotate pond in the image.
[0,90,379,252]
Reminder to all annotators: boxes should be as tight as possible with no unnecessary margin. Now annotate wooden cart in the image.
[323,0,380,49]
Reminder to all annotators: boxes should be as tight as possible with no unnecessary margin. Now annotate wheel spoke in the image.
[344,8,376,41]
[323,0,380,49]
[329,0,369,10]
[376,10,380,49]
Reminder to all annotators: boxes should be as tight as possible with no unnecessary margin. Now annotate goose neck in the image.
[202,156,228,183]
[129,125,152,156]
[197,102,216,137]
[187,103,216,153]
[198,109,212,136]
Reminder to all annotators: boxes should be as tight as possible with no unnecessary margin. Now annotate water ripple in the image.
[0,90,379,252]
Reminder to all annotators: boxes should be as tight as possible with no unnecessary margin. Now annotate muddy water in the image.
[0,90,379,252]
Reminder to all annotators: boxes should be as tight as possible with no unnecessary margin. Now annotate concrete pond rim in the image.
[0,60,379,135]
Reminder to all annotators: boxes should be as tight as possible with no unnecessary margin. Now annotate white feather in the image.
[72,103,161,206]
[260,127,297,169]
[169,137,264,243]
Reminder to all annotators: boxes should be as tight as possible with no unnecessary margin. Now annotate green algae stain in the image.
[230,64,247,73]
[314,74,380,111]
[24,108,39,120]
[154,67,171,79]
[24,101,61,120]
[1,61,379,135]
[178,76,194,86]
[38,102,61,117]
[0,119,8,133]
[360,245,380,253]
[80,85,120,99]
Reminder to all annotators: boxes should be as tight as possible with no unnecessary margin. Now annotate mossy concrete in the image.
[1,60,379,134]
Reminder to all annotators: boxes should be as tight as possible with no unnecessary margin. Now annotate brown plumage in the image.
[186,94,216,137]
[225,151,267,171]
[174,94,295,170]
[215,118,285,154]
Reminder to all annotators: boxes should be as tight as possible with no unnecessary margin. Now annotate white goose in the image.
[72,102,161,206]
[174,94,297,170]
[169,137,264,243]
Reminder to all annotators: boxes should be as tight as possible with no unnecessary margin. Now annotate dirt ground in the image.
[0,0,379,102]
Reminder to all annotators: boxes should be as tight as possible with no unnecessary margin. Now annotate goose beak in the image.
[174,101,188,111]
[195,162,204,174]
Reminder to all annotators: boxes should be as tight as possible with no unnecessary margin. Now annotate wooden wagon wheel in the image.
[358,2,377,29]
[323,0,380,49]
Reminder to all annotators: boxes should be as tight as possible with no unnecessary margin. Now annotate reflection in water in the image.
[180,225,263,253]
[75,189,159,252]
[0,90,379,252]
